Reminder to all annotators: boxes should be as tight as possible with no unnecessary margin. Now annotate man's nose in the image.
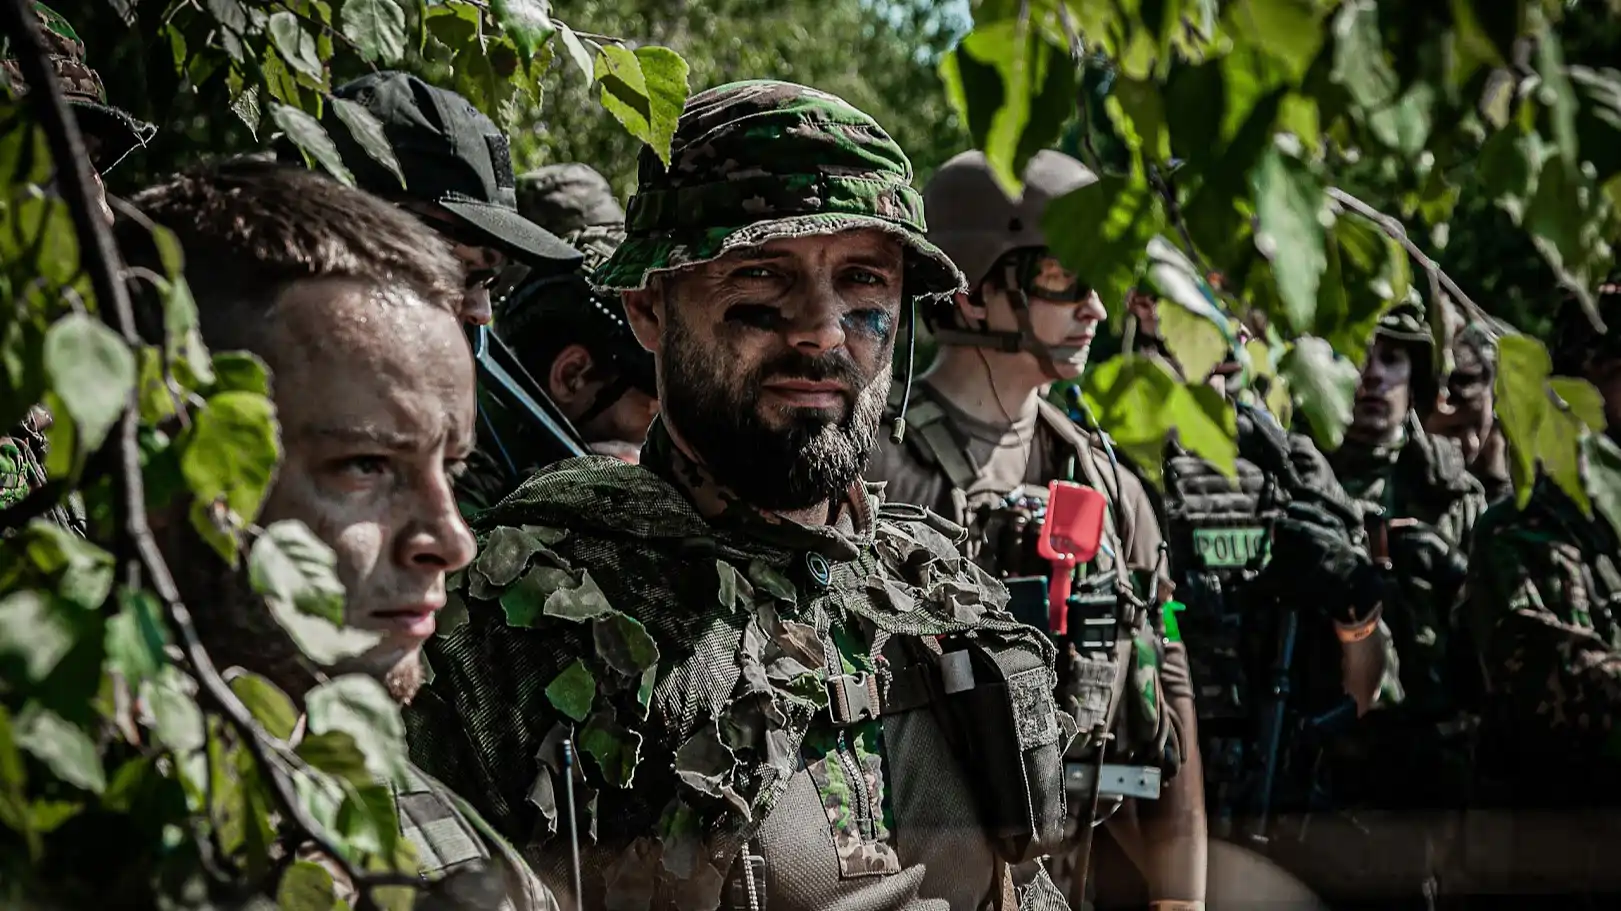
[396,474,477,574]
[1079,291,1107,324]
[781,282,846,353]
[461,288,494,326]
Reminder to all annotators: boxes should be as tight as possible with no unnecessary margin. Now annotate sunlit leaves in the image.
[1081,355,1237,487]
[43,314,135,457]
[1253,142,1329,335]
[268,11,324,82]
[330,98,405,190]
[1278,336,1359,451]
[1044,168,1164,315]
[590,45,690,169]
[491,0,554,65]
[306,676,409,786]
[249,522,347,626]
[179,392,281,564]
[271,104,353,188]
[15,707,103,795]
[1223,0,1325,84]
[339,0,406,65]
[555,23,596,81]
[1494,334,1606,513]
[941,16,1077,198]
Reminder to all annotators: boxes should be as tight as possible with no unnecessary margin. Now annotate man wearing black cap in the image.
[296,71,582,325]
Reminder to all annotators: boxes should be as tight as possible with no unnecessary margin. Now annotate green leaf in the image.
[210,352,271,397]
[15,706,104,794]
[476,525,553,587]
[939,19,1075,197]
[268,593,382,667]
[180,391,281,563]
[1525,156,1615,322]
[339,0,406,65]
[1329,1,1397,113]
[1550,377,1607,433]
[1043,169,1164,313]
[0,592,79,685]
[1585,433,1621,545]
[22,522,114,610]
[147,667,205,754]
[105,589,168,689]
[555,22,595,80]
[490,0,553,64]
[1176,384,1241,480]
[1536,401,1589,516]
[1536,27,1579,168]
[1157,301,1228,383]
[579,711,643,788]
[633,47,691,170]
[269,11,324,82]
[306,675,408,785]
[1253,144,1328,335]
[229,672,299,741]
[542,570,615,623]
[295,730,372,786]
[1278,337,1359,451]
[1224,0,1325,83]
[271,103,354,188]
[44,314,135,456]
[249,521,347,625]
[1495,334,1551,508]
[1475,123,1544,225]
[499,564,572,626]
[546,659,595,722]
[277,860,342,911]
[593,612,660,678]
[331,97,406,190]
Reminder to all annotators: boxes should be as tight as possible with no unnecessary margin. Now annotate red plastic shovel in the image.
[1035,480,1108,635]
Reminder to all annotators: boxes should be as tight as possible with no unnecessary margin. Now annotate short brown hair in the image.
[119,159,461,361]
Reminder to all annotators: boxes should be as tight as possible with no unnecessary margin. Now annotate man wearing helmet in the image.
[408,81,1076,910]
[1428,321,1512,504]
[866,149,1207,910]
[1460,281,1621,903]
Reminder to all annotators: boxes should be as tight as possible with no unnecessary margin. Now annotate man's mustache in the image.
[751,350,866,396]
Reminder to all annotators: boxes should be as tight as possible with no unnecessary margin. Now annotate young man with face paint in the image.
[120,161,557,911]
[408,81,1077,911]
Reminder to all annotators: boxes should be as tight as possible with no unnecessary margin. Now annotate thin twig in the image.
[1324,186,1496,330]
[1,0,418,901]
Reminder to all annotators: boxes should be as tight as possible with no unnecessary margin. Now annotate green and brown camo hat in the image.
[0,3,156,171]
[593,80,965,303]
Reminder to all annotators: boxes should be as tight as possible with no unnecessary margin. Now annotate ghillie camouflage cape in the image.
[408,422,1072,909]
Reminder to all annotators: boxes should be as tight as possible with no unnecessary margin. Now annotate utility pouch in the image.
[1123,617,1177,774]
[935,631,1076,864]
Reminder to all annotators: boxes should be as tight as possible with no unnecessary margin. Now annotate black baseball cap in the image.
[322,71,581,273]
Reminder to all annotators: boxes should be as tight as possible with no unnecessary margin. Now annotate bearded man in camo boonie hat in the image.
[409,80,1077,911]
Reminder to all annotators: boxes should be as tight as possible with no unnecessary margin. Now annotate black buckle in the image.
[826,672,877,725]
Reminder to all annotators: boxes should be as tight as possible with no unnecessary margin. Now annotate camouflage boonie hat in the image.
[0,3,156,171]
[517,163,625,236]
[594,80,964,302]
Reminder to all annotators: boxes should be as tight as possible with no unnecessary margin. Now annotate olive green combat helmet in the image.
[1371,301,1442,417]
[920,150,1100,376]
[0,2,155,170]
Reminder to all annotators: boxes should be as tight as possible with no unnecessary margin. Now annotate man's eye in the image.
[732,265,778,280]
[337,455,390,477]
[846,269,887,286]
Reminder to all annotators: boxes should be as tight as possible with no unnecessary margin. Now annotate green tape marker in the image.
[1163,600,1187,643]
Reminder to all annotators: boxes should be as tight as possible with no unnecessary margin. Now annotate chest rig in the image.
[891,390,1175,834]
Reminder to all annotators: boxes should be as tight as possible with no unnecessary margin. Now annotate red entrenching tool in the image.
[1036,480,1107,635]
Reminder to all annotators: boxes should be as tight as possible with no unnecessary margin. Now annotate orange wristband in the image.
[1335,603,1383,643]
[1148,902,1206,911]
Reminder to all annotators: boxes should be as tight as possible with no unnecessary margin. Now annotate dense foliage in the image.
[0,1,685,907]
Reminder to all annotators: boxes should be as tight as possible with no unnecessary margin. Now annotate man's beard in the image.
[662,308,887,512]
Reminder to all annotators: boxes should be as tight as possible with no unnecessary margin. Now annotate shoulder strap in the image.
[894,385,981,492]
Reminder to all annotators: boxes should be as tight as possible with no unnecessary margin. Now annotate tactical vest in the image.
[396,765,559,911]
[889,386,1176,840]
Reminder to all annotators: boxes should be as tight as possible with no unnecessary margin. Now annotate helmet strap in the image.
[891,296,919,444]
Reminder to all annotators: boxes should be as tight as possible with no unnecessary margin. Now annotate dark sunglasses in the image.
[1008,248,1093,303]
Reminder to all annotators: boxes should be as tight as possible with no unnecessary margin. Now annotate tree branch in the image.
[1,0,418,902]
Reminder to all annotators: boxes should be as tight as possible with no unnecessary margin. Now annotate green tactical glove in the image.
[1386,519,1467,596]
[1253,501,1384,624]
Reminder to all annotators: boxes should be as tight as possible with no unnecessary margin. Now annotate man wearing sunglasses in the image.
[298,71,583,325]
[866,149,1209,911]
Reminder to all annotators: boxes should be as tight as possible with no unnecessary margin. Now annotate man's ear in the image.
[955,288,988,324]
[622,287,663,355]
[547,344,595,405]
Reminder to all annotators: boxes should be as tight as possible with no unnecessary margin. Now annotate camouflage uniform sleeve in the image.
[1468,507,1621,752]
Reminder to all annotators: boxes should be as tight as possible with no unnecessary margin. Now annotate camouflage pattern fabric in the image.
[1467,473,1621,807]
[592,80,963,303]
[0,432,42,510]
[407,419,1068,909]
[0,3,155,169]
